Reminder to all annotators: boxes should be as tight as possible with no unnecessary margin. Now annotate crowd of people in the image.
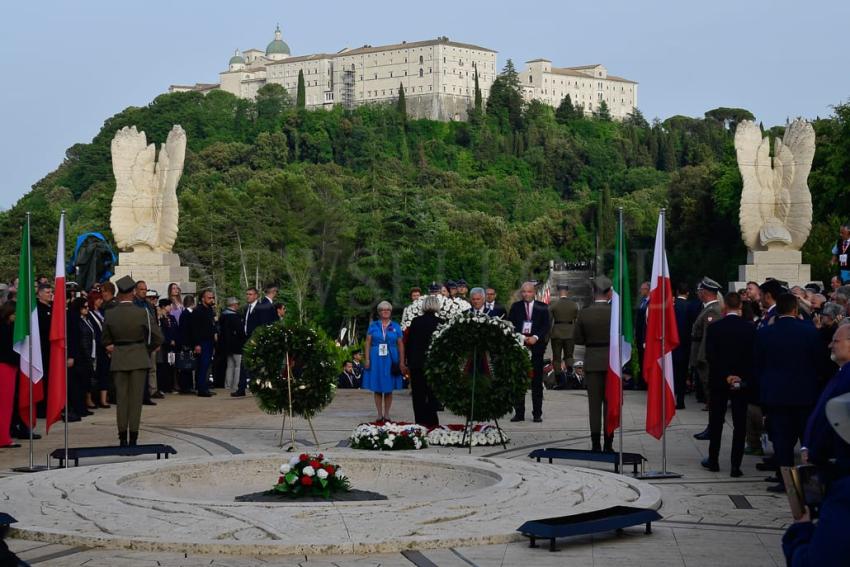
[0,277,284,448]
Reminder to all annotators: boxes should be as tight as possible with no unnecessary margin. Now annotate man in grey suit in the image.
[574,276,613,452]
[102,276,164,447]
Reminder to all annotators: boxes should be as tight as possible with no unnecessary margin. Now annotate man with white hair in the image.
[507,282,551,422]
[467,287,487,315]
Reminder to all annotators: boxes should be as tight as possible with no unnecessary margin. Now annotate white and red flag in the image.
[45,213,67,433]
[643,212,680,439]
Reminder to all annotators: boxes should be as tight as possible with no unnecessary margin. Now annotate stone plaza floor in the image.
[1,385,790,566]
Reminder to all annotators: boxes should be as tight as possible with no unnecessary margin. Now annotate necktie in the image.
[245,304,253,333]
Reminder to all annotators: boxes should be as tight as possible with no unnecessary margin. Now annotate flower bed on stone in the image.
[349,422,429,450]
[426,424,510,447]
[273,453,350,499]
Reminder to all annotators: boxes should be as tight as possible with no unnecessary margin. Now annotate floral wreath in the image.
[427,423,510,447]
[243,322,337,418]
[426,312,530,422]
[401,295,471,329]
[273,452,350,498]
[349,422,428,450]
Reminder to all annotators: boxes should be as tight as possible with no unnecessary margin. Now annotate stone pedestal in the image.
[729,250,815,291]
[112,251,196,295]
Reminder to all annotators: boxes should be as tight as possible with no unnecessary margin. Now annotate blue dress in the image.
[362,320,404,394]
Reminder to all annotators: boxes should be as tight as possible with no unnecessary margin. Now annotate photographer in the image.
[782,322,850,565]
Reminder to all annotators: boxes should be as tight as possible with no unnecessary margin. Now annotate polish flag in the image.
[643,212,680,440]
[45,213,67,434]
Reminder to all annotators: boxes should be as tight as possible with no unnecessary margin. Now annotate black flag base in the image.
[637,469,682,480]
[12,464,49,473]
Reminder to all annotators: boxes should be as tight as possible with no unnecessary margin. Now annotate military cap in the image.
[158,298,171,308]
[804,283,822,293]
[697,277,722,293]
[427,281,442,293]
[447,280,458,289]
[226,296,239,306]
[146,289,159,298]
[457,278,468,286]
[115,275,136,293]
[556,283,570,291]
[592,275,612,293]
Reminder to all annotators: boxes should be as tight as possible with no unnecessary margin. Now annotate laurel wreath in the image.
[243,322,337,418]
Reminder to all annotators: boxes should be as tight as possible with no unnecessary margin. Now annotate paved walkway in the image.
[1,386,790,566]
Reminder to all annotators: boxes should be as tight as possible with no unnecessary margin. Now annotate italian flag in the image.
[13,217,44,428]
[643,212,680,439]
[46,213,67,434]
[605,224,632,436]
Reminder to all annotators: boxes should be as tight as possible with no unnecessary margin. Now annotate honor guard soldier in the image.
[691,276,723,440]
[549,283,579,386]
[102,276,164,447]
[574,276,613,452]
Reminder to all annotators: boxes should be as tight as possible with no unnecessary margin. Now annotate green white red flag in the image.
[605,223,632,436]
[13,218,43,428]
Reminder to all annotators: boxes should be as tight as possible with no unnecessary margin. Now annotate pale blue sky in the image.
[1,0,847,209]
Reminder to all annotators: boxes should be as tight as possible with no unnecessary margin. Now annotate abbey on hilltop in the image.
[170,26,637,121]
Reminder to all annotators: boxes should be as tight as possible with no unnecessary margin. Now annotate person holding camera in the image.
[703,292,755,476]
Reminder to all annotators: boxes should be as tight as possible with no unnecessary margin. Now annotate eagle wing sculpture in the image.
[110,125,186,252]
[735,119,814,252]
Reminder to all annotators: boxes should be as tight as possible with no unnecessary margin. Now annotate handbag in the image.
[175,349,197,371]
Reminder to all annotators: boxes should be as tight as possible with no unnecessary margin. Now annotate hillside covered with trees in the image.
[1,60,848,330]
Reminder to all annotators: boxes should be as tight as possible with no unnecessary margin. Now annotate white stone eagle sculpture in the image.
[110,125,186,252]
[735,119,815,252]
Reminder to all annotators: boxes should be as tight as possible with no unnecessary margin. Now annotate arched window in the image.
[419,68,423,77]
[419,55,423,64]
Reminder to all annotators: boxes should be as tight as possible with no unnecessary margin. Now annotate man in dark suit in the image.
[467,287,488,315]
[574,276,613,452]
[35,283,53,419]
[703,292,756,477]
[484,287,506,318]
[508,281,551,422]
[634,281,650,389]
[233,287,275,396]
[755,293,822,492]
[673,282,698,409]
[337,361,361,389]
[191,289,217,397]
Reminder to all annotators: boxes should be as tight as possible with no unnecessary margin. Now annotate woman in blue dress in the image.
[362,301,407,422]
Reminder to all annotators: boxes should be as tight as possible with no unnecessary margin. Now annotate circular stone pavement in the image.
[2,451,660,555]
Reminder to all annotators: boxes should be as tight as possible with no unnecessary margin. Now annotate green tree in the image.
[473,69,482,112]
[595,100,611,121]
[397,82,406,117]
[704,107,755,131]
[256,83,291,130]
[624,107,649,129]
[296,69,306,109]
[486,59,524,132]
[555,94,578,124]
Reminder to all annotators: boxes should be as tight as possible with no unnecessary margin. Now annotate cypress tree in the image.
[555,94,576,124]
[474,70,482,112]
[296,69,306,109]
[397,82,406,116]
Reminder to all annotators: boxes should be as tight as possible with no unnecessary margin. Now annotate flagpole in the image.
[617,207,624,474]
[660,208,668,474]
[62,211,69,469]
[27,213,34,471]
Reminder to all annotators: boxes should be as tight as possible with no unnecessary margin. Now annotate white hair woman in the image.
[362,301,407,422]
[405,295,442,427]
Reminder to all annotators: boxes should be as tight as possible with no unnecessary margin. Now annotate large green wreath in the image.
[425,313,531,422]
[243,322,337,418]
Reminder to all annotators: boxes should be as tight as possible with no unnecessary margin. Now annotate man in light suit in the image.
[508,282,551,422]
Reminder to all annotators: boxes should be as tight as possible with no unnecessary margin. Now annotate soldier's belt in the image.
[112,340,145,346]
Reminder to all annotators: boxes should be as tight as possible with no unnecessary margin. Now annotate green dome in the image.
[266,25,290,56]
[229,51,245,65]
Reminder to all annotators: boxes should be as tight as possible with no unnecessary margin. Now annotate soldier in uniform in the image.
[574,276,613,452]
[690,276,723,440]
[102,276,164,446]
[549,283,579,387]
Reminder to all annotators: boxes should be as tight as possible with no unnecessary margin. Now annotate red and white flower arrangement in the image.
[274,453,350,498]
[349,422,428,450]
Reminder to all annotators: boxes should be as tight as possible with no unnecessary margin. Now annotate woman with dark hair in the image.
[86,291,111,408]
[0,301,20,448]
[67,297,95,420]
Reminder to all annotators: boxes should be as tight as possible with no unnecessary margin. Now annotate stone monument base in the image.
[112,250,196,295]
[729,250,818,291]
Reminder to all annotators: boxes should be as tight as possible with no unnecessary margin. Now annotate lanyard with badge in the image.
[841,240,850,267]
[522,302,533,335]
[378,322,390,357]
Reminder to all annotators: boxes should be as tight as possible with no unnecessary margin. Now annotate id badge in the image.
[378,343,389,357]
[522,321,533,335]
[841,254,848,265]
